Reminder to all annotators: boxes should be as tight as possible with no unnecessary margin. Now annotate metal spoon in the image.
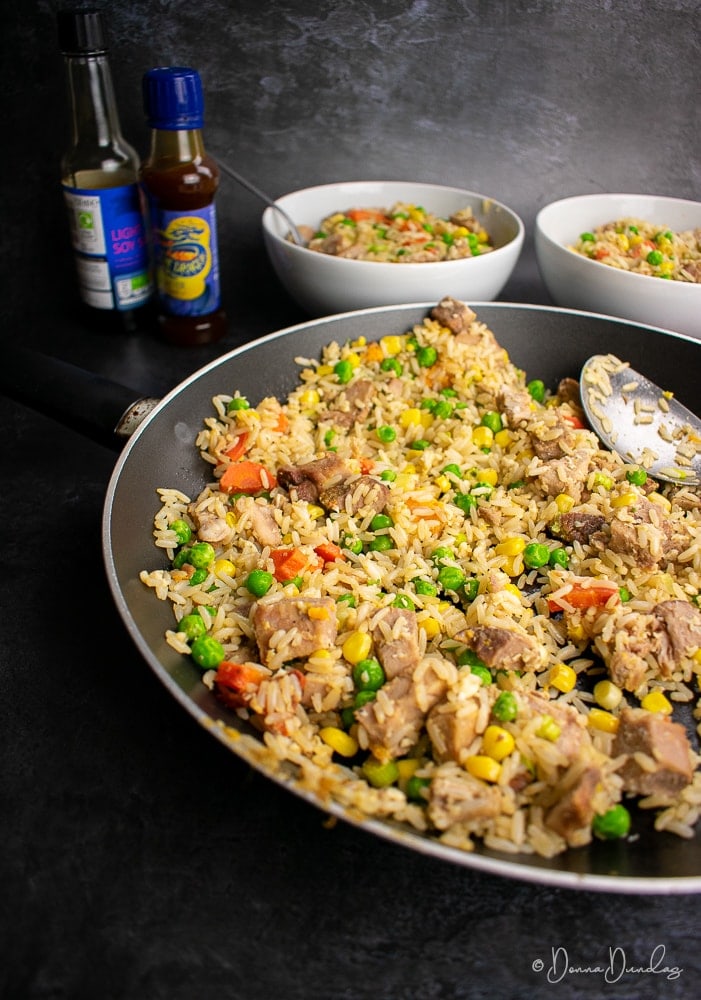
[580,354,701,486]
[217,160,306,245]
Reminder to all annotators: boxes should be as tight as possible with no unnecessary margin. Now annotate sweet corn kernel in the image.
[693,648,701,666]
[494,429,512,447]
[394,473,416,490]
[225,512,237,528]
[311,649,332,660]
[472,426,494,449]
[587,708,620,734]
[420,617,441,639]
[658,260,675,276]
[503,583,522,598]
[299,389,320,408]
[319,726,358,757]
[346,351,361,369]
[400,408,423,428]
[616,233,630,251]
[590,471,614,491]
[316,364,334,376]
[482,725,516,761]
[465,755,502,782]
[567,621,586,641]
[342,631,373,664]
[641,690,673,714]
[477,467,498,486]
[648,492,672,513]
[307,504,325,520]
[629,233,643,247]
[549,663,577,693]
[435,475,451,493]
[593,679,623,711]
[214,558,235,577]
[536,715,561,741]
[351,336,367,348]
[555,493,575,513]
[495,537,527,557]
[396,758,421,782]
[502,555,523,578]
[307,605,330,621]
[454,226,469,238]
[611,492,638,508]
[380,335,403,356]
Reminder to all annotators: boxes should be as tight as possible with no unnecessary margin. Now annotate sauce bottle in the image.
[58,8,152,330]
[140,67,227,346]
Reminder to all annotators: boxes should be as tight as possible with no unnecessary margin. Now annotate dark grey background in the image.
[2,1,701,998]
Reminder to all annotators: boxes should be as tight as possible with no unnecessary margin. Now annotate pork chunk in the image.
[612,707,694,796]
[319,475,390,517]
[654,600,701,677]
[430,297,476,336]
[277,454,350,502]
[545,765,602,844]
[371,608,421,679]
[252,596,337,666]
[426,698,480,764]
[523,691,592,762]
[607,495,678,569]
[235,496,282,547]
[427,771,501,830]
[461,626,542,672]
[534,448,593,500]
[549,510,607,544]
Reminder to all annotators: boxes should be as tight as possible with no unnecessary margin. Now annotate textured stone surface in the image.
[2,2,701,998]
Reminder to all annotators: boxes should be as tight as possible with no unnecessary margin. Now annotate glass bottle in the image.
[58,8,152,330]
[140,67,227,346]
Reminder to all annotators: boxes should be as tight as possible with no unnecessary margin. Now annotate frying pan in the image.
[7,302,701,893]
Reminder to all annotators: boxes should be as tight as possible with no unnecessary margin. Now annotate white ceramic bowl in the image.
[262,180,524,316]
[535,193,701,339]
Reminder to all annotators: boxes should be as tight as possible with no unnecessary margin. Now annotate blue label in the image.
[149,203,221,317]
[63,182,152,311]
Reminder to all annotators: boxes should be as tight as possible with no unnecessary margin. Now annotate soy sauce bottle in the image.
[140,67,227,346]
[58,8,152,330]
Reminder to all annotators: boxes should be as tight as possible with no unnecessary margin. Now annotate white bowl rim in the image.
[535,192,701,292]
[262,179,525,269]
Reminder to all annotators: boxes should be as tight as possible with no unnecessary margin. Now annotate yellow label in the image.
[157,214,212,301]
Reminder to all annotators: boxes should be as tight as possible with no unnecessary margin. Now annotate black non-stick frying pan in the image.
[9,302,701,893]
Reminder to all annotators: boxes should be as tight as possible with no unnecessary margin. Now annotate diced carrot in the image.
[274,412,289,433]
[271,547,318,581]
[314,542,346,564]
[406,497,446,520]
[214,661,267,707]
[346,208,388,223]
[224,432,250,461]
[359,458,375,474]
[548,579,620,612]
[220,460,277,494]
[363,342,384,364]
[561,413,586,430]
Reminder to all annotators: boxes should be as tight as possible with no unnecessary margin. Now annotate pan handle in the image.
[1,344,160,450]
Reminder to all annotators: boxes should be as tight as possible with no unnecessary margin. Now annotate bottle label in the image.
[63,183,152,311]
[149,204,221,317]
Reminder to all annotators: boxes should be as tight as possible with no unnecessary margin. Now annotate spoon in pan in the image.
[580,354,701,486]
[217,160,306,246]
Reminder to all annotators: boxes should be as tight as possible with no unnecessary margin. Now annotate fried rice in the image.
[569,217,701,282]
[140,298,701,858]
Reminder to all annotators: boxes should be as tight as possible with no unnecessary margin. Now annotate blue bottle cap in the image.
[143,67,205,130]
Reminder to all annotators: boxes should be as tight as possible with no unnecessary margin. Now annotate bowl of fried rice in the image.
[262,181,524,316]
[535,193,701,339]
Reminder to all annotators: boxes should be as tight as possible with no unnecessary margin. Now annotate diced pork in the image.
[612,707,694,796]
[319,475,390,517]
[371,607,421,679]
[522,691,591,762]
[235,496,282,547]
[430,297,476,337]
[461,625,542,672]
[497,386,533,427]
[545,765,602,844]
[606,495,678,569]
[426,697,480,764]
[252,596,337,666]
[534,448,593,500]
[427,771,501,829]
[324,379,376,428]
[549,510,607,544]
[654,600,701,677]
[277,454,350,503]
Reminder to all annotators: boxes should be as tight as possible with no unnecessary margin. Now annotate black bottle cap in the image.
[57,8,108,55]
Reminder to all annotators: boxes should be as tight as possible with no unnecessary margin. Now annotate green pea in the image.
[170,519,192,546]
[341,706,357,729]
[433,400,454,419]
[324,429,336,447]
[481,411,503,434]
[405,775,431,803]
[440,388,457,398]
[369,534,394,552]
[187,542,215,570]
[523,542,550,569]
[457,649,487,669]
[380,469,397,482]
[626,468,648,486]
[619,586,631,603]
[507,479,525,490]
[227,396,250,412]
[336,593,357,608]
[548,547,570,569]
[370,513,394,531]
[377,425,397,443]
[646,249,664,266]
[627,225,639,235]
[176,613,207,640]
[189,568,208,586]
[245,569,274,597]
[354,690,377,709]
[579,232,596,242]
[420,398,437,412]
[454,493,477,515]
[416,346,438,368]
[441,232,455,246]
[380,357,402,376]
[492,690,518,722]
[352,657,386,692]
[431,546,454,565]
[342,535,364,554]
[592,804,631,840]
[462,578,480,602]
[334,359,354,384]
[362,757,399,788]
[392,593,415,611]
[437,565,466,592]
[190,635,225,670]
[442,463,462,479]
[413,578,438,597]
[469,664,492,686]
[411,439,430,451]
[527,379,546,403]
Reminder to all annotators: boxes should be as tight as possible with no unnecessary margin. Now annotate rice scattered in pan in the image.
[141,298,701,858]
